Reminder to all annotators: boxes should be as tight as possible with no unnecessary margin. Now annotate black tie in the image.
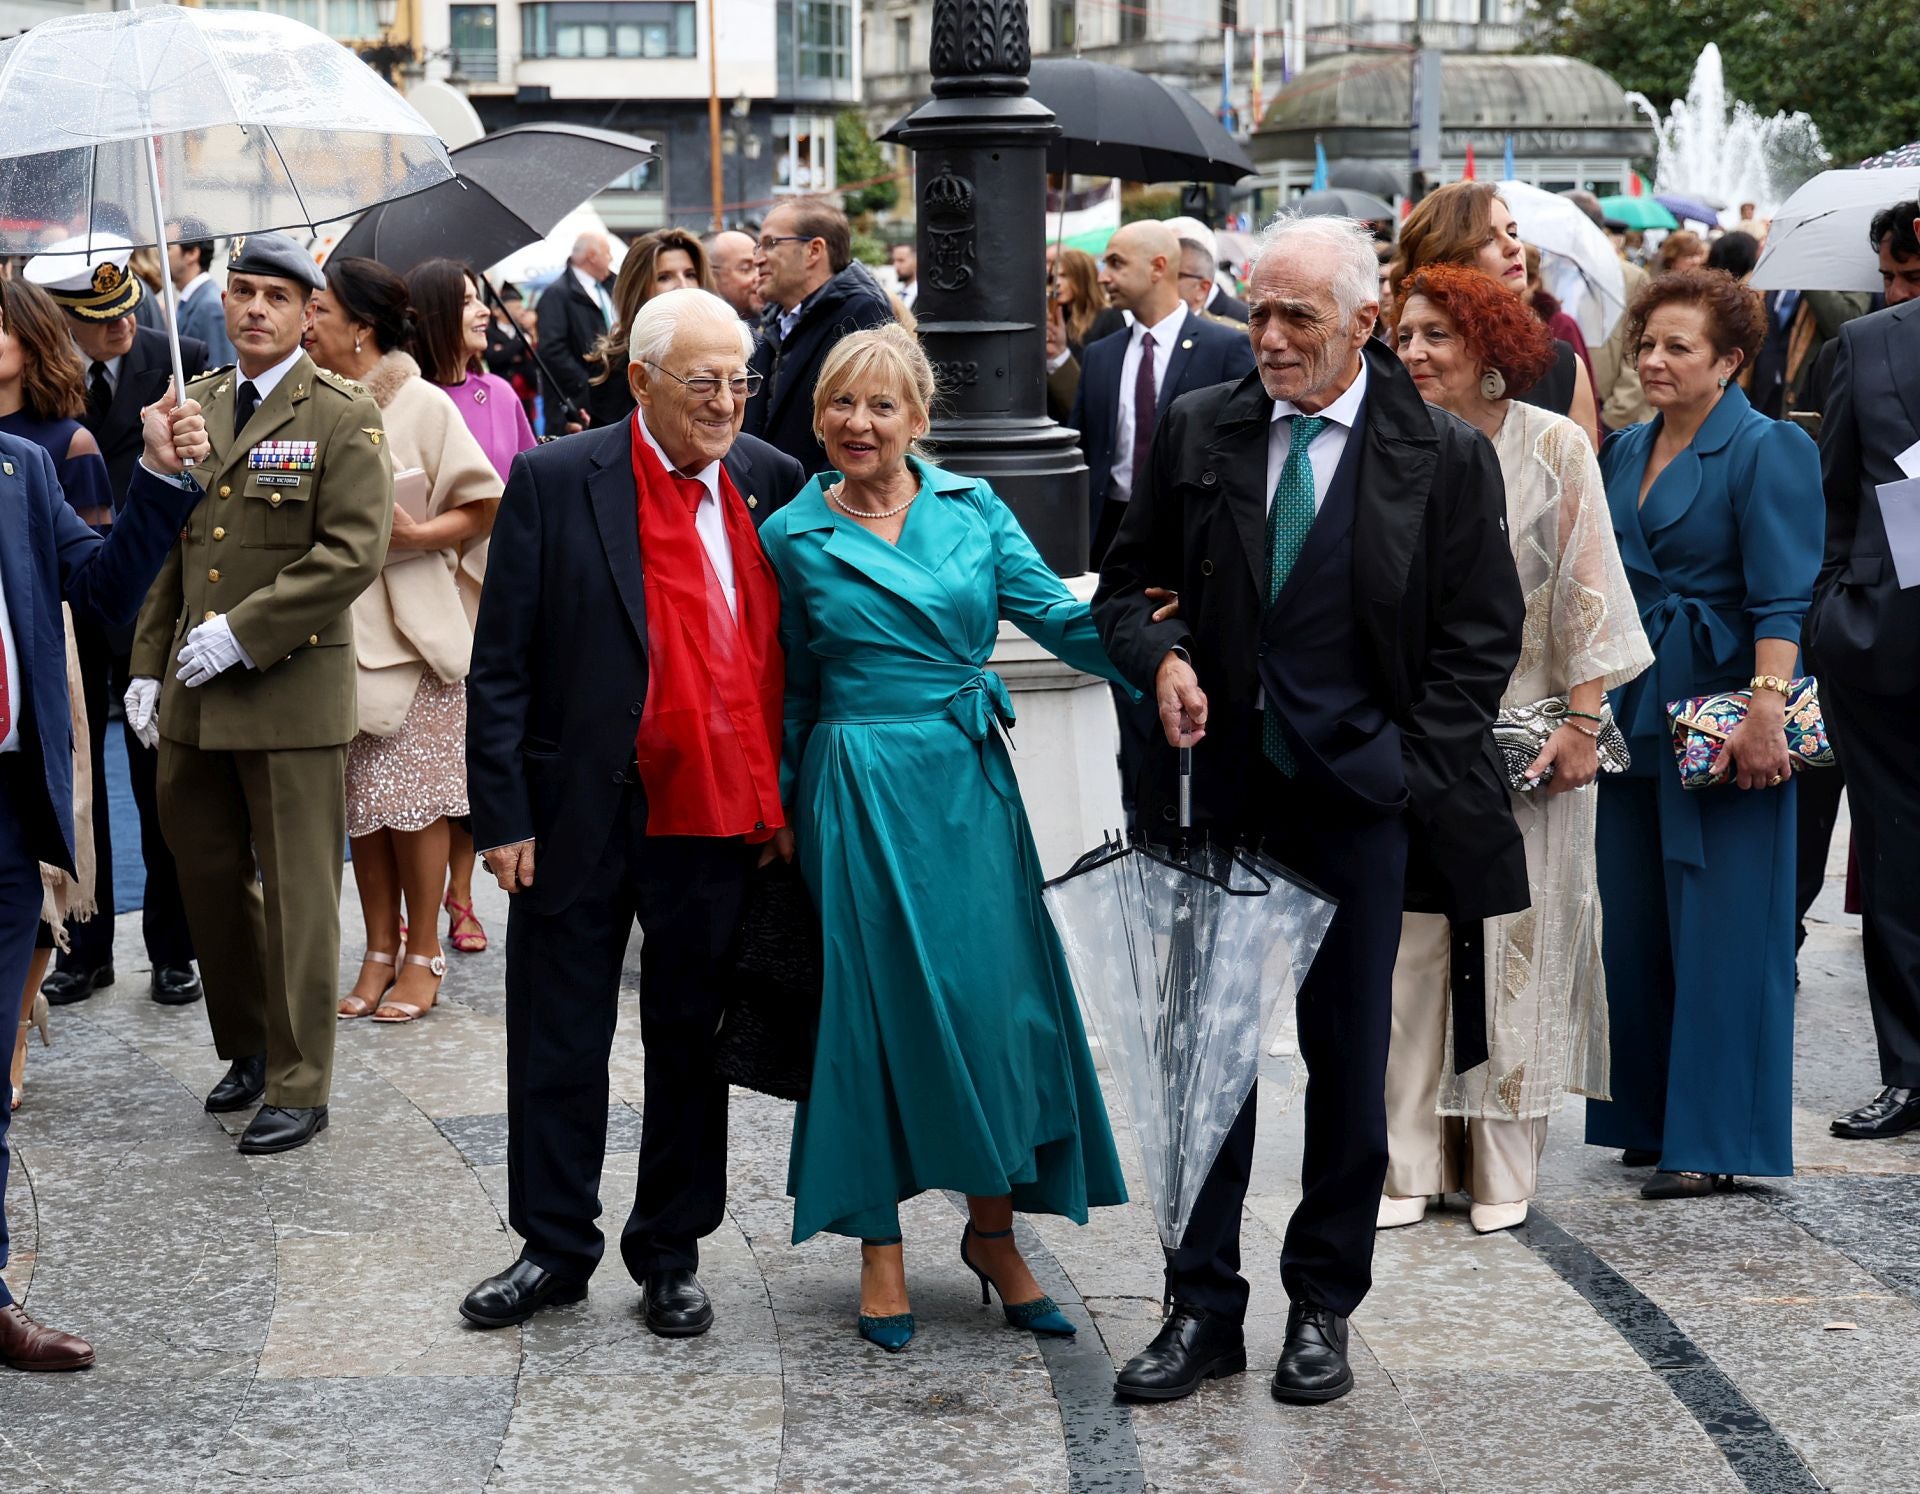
[87,360,112,424]
[234,380,260,439]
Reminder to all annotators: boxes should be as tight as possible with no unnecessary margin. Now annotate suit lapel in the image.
[104,335,162,453]
[1271,400,1367,619]
[1349,344,1435,612]
[0,451,36,693]
[588,424,648,649]
[1204,374,1279,599]
[1885,303,1920,438]
[1606,428,1662,587]
[1156,312,1201,419]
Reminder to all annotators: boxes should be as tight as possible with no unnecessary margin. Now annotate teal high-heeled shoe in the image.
[960,1223,1076,1337]
[856,1236,915,1353]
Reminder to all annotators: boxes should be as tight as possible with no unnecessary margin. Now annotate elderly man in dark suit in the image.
[461,289,804,1337]
[0,389,210,1371]
[535,231,615,427]
[1094,213,1524,1405]
[1810,205,1920,1142]
[22,238,207,1007]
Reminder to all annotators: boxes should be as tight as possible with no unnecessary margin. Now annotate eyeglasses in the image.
[1177,271,1212,284]
[756,234,813,254]
[643,361,764,399]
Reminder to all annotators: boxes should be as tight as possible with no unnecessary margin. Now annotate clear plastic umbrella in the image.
[1042,753,1338,1291]
[1497,179,1630,346]
[0,3,451,396]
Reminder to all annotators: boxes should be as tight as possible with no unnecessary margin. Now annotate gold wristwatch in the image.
[1748,675,1792,697]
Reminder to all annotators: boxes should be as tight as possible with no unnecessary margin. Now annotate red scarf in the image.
[631,417,785,841]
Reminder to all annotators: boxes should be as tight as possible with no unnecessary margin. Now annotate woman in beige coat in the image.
[308,258,501,1023]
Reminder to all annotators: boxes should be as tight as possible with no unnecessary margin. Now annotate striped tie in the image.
[1262,415,1328,776]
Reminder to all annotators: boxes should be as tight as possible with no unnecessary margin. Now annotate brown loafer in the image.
[0,1303,95,1371]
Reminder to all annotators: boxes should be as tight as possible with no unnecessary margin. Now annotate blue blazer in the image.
[1069,309,1255,525]
[174,279,236,367]
[0,432,201,871]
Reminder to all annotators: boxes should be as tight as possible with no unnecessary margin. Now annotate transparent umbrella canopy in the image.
[0,3,452,394]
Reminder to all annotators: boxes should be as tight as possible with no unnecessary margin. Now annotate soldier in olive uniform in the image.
[125,232,392,1156]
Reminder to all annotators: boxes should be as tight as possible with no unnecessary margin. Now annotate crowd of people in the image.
[0,182,1913,1422]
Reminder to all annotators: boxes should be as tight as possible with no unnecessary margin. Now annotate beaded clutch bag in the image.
[1492,697,1630,792]
[1666,677,1834,790]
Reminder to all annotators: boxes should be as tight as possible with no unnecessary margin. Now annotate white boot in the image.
[1468,1200,1528,1234]
[1376,1194,1430,1229]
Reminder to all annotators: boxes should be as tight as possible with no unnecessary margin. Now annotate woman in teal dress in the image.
[758,325,1130,1352]
[1585,270,1822,1197]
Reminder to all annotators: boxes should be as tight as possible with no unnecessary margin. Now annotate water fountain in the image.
[1627,43,1828,215]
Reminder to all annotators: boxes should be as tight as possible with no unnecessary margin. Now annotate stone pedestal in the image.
[990,572,1123,878]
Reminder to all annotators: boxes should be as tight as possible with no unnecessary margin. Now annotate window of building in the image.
[1118,0,1146,43]
[892,14,912,72]
[205,0,377,41]
[1219,0,1237,27]
[449,3,498,79]
[1050,0,1073,47]
[520,2,697,59]
[792,0,851,81]
[772,114,835,194]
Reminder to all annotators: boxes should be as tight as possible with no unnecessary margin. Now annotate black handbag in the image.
[712,857,823,1103]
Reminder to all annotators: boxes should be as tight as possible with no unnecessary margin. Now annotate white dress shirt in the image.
[235,343,306,410]
[636,410,737,620]
[574,265,614,327]
[78,349,125,395]
[0,536,21,753]
[1265,356,1370,516]
[1110,302,1189,503]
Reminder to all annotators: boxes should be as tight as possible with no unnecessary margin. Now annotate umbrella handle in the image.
[1178,745,1192,832]
[142,133,194,470]
[482,277,584,427]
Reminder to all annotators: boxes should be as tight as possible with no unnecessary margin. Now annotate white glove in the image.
[124,677,161,750]
[175,615,254,689]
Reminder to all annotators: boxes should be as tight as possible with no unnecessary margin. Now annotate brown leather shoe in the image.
[0,1303,95,1371]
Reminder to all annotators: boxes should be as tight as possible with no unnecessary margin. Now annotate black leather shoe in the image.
[1831,1087,1920,1140]
[1620,1149,1660,1167]
[460,1258,588,1329]
[237,1104,328,1154]
[150,965,203,1006]
[204,1054,266,1113]
[1113,1306,1247,1402]
[1641,1170,1735,1199]
[41,965,112,1007]
[642,1268,713,1338]
[1271,1301,1353,1404]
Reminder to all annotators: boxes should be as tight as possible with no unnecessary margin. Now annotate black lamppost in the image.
[889,0,1087,573]
[360,0,411,84]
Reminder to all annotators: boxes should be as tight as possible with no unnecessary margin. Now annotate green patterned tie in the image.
[1262,415,1329,775]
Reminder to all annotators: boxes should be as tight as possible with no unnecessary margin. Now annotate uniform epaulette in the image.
[190,364,234,389]
[314,367,370,397]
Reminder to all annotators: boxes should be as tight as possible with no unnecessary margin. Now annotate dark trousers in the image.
[1821,680,1920,1088]
[52,617,112,973]
[0,763,53,1305]
[111,649,193,967]
[1794,755,1847,950]
[1170,764,1408,1321]
[504,783,750,1285]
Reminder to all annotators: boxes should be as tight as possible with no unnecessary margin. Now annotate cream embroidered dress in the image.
[1439,403,1653,1120]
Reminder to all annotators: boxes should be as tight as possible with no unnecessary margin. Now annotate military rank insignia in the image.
[248,440,318,472]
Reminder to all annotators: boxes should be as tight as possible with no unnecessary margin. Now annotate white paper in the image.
[1876,477,1920,590]
[1897,438,1920,480]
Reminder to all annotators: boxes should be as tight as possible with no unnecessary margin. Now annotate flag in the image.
[1219,27,1235,131]
[1312,135,1328,192]
[1250,26,1264,126]
[1463,141,1476,180]
[1502,134,1515,181]
[1627,170,1644,198]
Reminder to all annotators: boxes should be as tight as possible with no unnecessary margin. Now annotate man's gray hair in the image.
[629,287,755,367]
[570,231,608,263]
[1252,213,1381,321]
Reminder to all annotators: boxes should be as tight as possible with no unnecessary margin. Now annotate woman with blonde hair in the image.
[587,228,712,429]
[760,323,1130,1353]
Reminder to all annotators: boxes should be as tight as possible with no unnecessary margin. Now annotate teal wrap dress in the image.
[759,458,1131,1243]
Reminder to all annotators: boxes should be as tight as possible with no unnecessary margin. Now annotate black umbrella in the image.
[331,122,657,277]
[884,57,1254,185]
[1292,187,1395,221]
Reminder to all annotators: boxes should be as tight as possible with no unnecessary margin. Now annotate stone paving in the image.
[2,849,1917,1493]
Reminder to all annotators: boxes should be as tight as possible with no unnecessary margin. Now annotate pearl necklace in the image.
[828,481,917,520]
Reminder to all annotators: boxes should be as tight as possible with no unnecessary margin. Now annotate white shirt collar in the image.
[235,344,306,405]
[635,407,722,503]
[181,271,214,301]
[573,265,606,302]
[73,339,124,384]
[1270,354,1369,430]
[1135,302,1188,350]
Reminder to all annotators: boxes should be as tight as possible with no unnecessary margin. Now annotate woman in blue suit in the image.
[1586,270,1822,1197]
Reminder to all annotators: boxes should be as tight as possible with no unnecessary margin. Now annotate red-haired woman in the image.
[1381,265,1652,1232]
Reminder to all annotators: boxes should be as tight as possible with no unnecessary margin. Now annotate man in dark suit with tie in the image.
[166,222,236,367]
[461,290,804,1335]
[22,238,207,1007]
[1070,220,1255,568]
[0,383,211,1371]
[535,232,615,427]
[1094,214,1524,1406]
[1810,204,1920,1142]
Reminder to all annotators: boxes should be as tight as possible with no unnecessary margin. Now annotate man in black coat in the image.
[1809,227,1920,1142]
[460,290,804,1336]
[1094,214,1525,1406]
[535,232,615,426]
[24,241,207,1006]
[743,198,895,474]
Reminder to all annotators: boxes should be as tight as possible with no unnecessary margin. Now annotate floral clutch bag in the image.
[1493,697,1630,792]
[1666,678,1834,790]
